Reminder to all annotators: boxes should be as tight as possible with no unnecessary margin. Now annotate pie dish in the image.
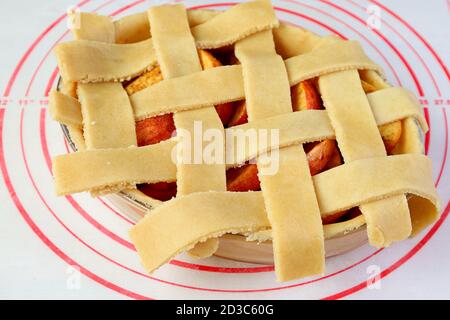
[50,0,440,282]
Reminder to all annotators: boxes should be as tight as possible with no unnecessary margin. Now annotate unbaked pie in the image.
[50,0,440,281]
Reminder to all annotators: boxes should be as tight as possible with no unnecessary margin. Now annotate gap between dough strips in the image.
[50,0,440,282]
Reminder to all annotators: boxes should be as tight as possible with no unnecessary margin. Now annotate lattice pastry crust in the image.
[50,0,439,282]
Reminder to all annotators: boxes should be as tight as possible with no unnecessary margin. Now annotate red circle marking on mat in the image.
[0,109,150,300]
[434,109,448,187]
[4,0,156,300]
[423,107,431,155]
[319,0,423,96]
[5,0,448,298]
[322,201,450,300]
[344,0,441,96]
[25,0,118,96]
[2,0,91,97]
[369,0,449,81]
[285,0,401,86]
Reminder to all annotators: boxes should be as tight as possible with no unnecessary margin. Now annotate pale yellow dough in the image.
[148,4,226,257]
[49,90,82,127]
[54,39,156,83]
[319,70,412,247]
[78,83,137,150]
[53,140,177,196]
[235,30,324,281]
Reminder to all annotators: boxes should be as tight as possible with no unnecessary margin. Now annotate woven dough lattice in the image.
[50,0,439,282]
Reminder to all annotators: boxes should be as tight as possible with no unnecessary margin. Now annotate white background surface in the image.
[0,0,449,299]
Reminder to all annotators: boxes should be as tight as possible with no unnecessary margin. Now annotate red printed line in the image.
[25,32,69,96]
[424,107,430,155]
[320,0,424,96]
[369,0,450,81]
[110,0,147,16]
[0,108,149,300]
[285,0,401,86]
[323,201,450,300]
[435,108,448,187]
[26,0,118,96]
[44,67,60,97]
[345,0,441,96]
[3,0,91,97]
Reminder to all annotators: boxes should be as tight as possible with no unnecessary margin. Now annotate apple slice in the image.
[135,114,175,147]
[198,49,234,126]
[138,182,177,202]
[228,100,248,127]
[125,66,163,95]
[226,164,260,192]
[306,139,337,176]
[323,142,343,170]
[291,79,323,111]
[198,49,222,69]
[321,211,348,225]
[379,121,402,154]
[215,102,234,126]
[360,79,377,93]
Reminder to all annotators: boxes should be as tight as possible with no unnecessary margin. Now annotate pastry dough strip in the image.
[71,12,115,43]
[319,70,412,247]
[235,31,324,281]
[148,4,226,194]
[130,191,270,274]
[191,0,278,49]
[131,65,245,120]
[54,39,156,83]
[49,90,82,127]
[148,4,226,257]
[114,10,220,44]
[313,154,438,218]
[58,79,86,151]
[129,154,439,274]
[285,40,382,86]
[273,23,321,59]
[72,15,138,184]
[54,146,438,219]
[55,88,425,144]
[53,139,177,196]
[77,83,137,149]
[131,40,380,119]
[53,101,428,192]
[367,87,428,132]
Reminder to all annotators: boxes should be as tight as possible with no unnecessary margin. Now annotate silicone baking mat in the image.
[0,0,449,299]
